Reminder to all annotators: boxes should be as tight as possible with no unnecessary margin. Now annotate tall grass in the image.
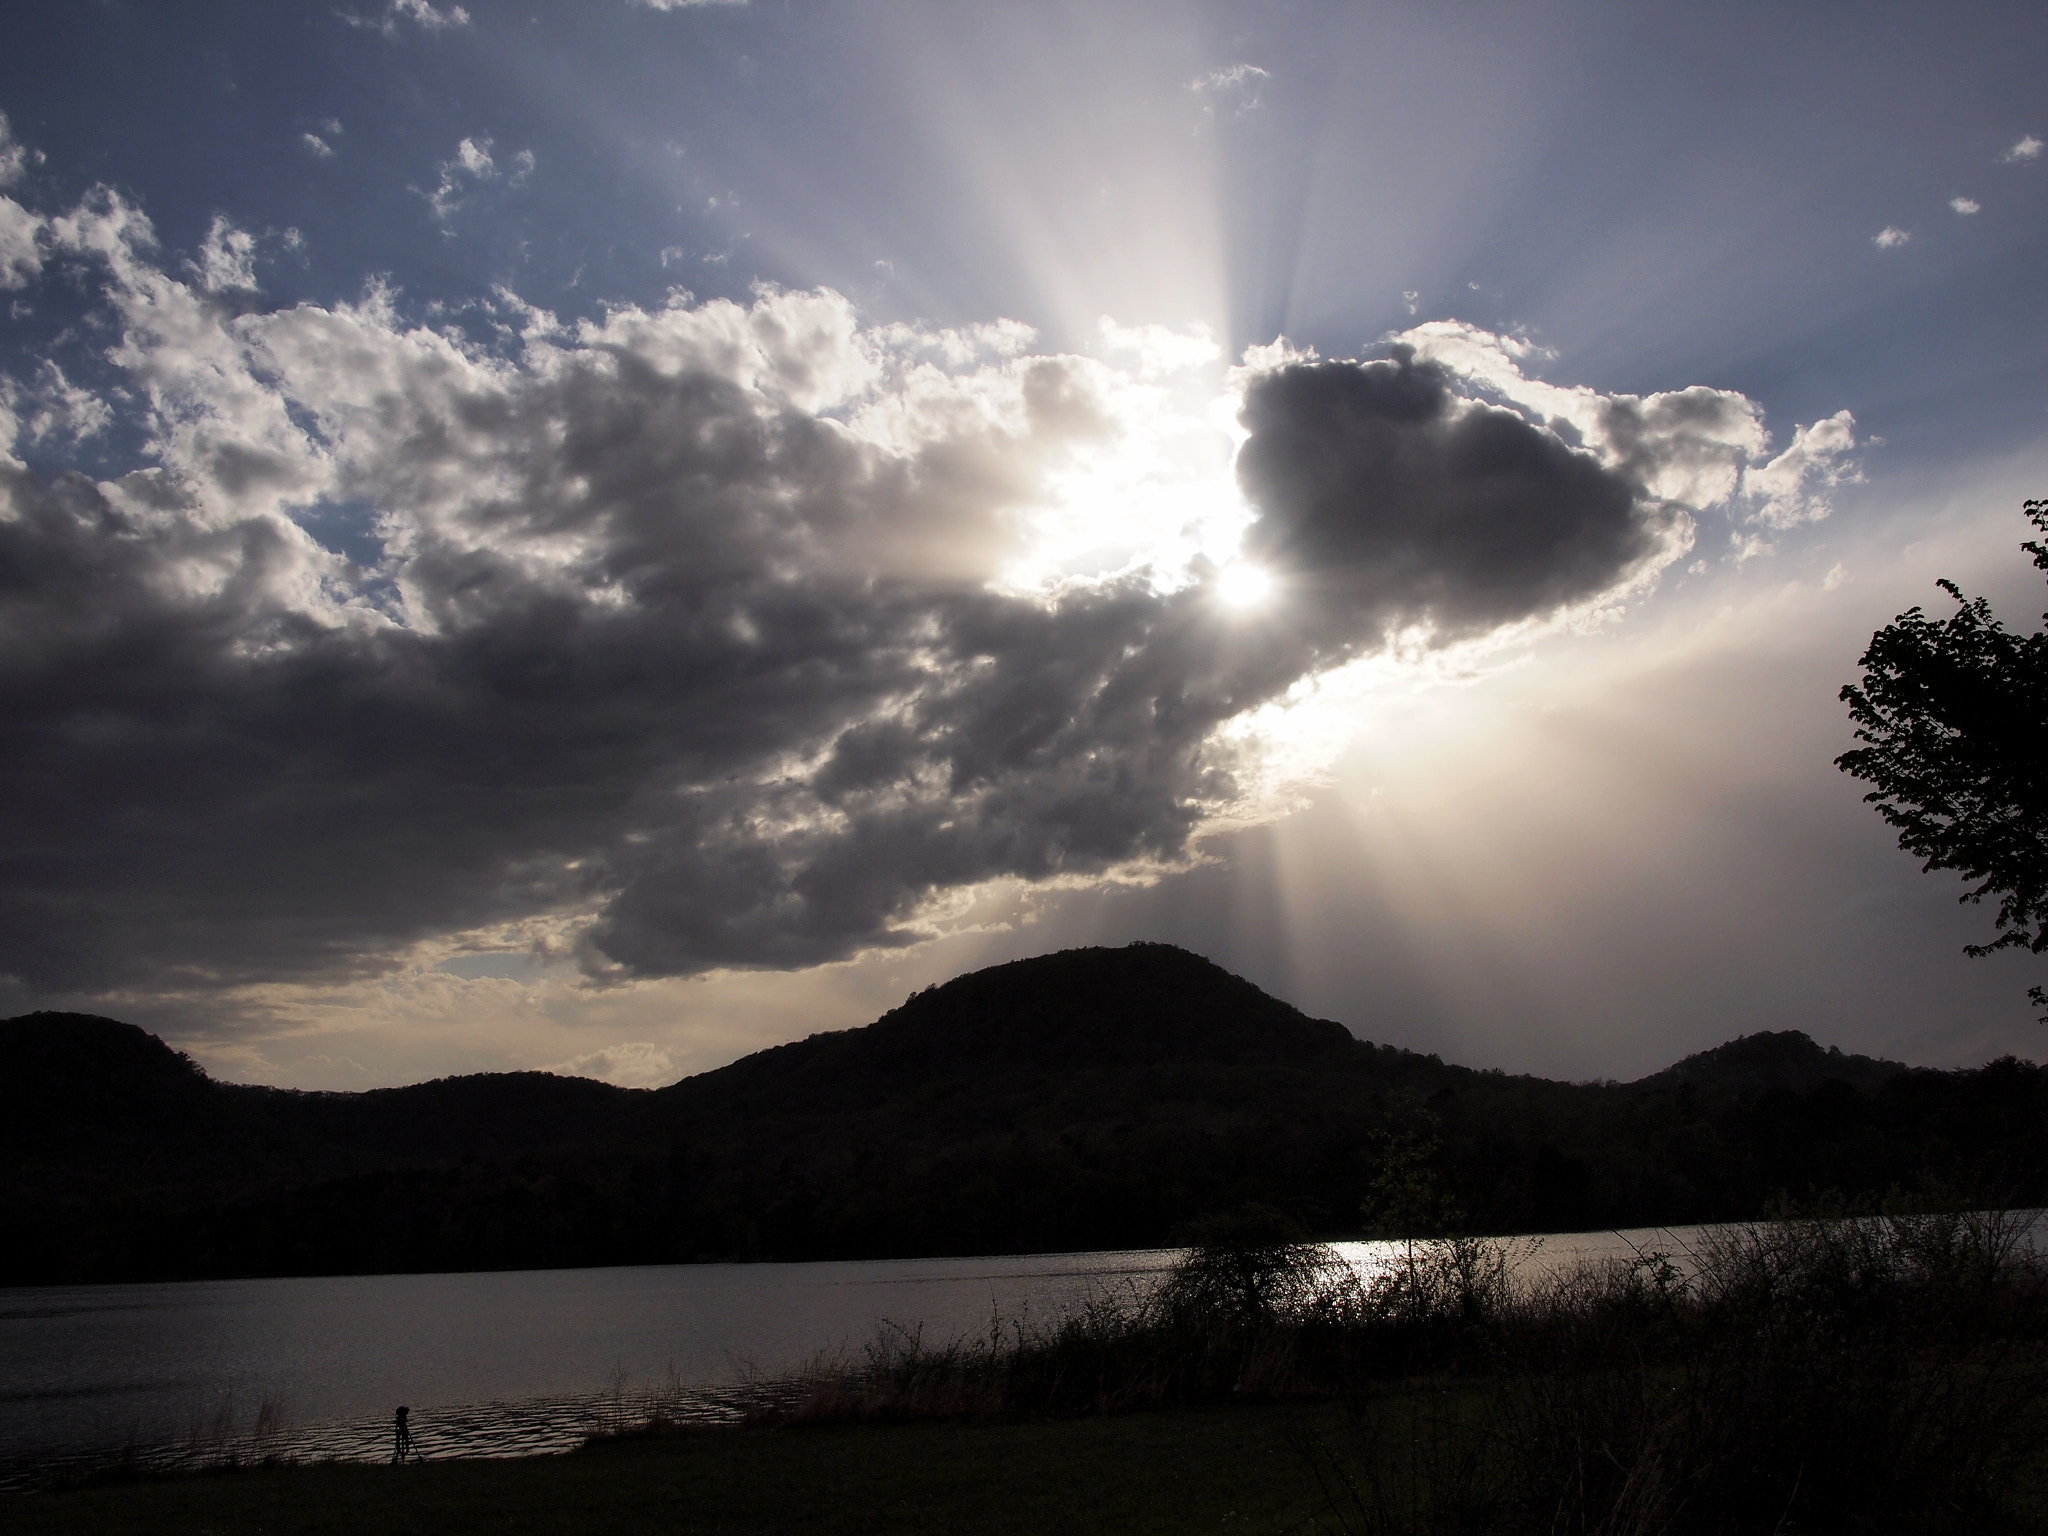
[755,1209,2048,1531]
[752,1224,1532,1425]
[1304,1208,2048,1535]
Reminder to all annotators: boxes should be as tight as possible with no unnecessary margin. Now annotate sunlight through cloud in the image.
[1214,562,1274,610]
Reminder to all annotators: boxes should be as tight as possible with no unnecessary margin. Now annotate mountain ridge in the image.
[4,943,2041,1284]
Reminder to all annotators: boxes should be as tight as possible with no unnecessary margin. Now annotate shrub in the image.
[1308,1208,2048,1535]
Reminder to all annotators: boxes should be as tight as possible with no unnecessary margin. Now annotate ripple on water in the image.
[0,1384,772,1493]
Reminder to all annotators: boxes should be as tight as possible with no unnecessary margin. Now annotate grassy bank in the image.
[759,1206,2048,1533]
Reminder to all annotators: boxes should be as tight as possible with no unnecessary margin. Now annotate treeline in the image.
[5,944,2046,1284]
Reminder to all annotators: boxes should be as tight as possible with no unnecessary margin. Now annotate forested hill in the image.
[5,943,2045,1284]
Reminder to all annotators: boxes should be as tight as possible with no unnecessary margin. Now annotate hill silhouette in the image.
[659,943,1359,1131]
[4,943,2044,1283]
[1633,1029,1905,1097]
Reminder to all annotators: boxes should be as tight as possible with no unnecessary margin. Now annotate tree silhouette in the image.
[1838,499,2048,1021]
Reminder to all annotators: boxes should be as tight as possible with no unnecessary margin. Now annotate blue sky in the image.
[1,0,2044,1087]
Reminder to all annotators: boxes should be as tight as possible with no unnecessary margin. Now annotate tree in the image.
[1837,499,2048,1022]
[1155,1204,1328,1324]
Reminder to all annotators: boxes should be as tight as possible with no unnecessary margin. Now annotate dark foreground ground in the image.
[11,1390,2048,1536]
[0,1406,1339,1536]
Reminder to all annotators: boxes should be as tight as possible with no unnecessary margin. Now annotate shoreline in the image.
[14,1214,2048,1533]
[1,1401,1344,1536]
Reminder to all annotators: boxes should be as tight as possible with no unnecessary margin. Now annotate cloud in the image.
[426,137,533,223]
[302,133,336,160]
[0,115,45,291]
[347,0,470,34]
[3,361,112,449]
[391,0,468,25]
[178,216,302,296]
[541,1041,678,1087]
[188,215,261,292]
[1234,352,1681,643]
[1384,320,1857,543]
[632,0,748,8]
[0,190,1815,1003]
[1190,64,1270,116]
[2001,134,2042,163]
[1872,226,1910,249]
[1950,196,1980,215]
[0,111,31,189]
[1096,317,1219,378]
[1742,410,1860,534]
[0,195,41,290]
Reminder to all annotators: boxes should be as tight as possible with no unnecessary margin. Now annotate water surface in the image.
[0,1248,1184,1485]
[0,1223,1815,1488]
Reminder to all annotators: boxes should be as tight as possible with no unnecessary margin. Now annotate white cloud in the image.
[1950,196,1980,215]
[5,360,113,448]
[1236,336,1317,374]
[302,133,336,160]
[426,136,532,222]
[1190,63,1270,116]
[0,116,45,292]
[348,0,470,33]
[1397,320,1765,510]
[0,195,42,290]
[1096,317,1219,378]
[2001,134,2042,163]
[0,111,30,188]
[1743,409,1860,534]
[1872,226,1910,249]
[1394,319,1858,539]
[43,190,331,523]
[393,0,468,25]
[189,215,261,292]
[632,0,748,8]
[540,1040,679,1086]
[874,316,1036,368]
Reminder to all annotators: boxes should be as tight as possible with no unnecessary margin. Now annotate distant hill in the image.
[4,943,2044,1284]
[1633,1030,1906,1097]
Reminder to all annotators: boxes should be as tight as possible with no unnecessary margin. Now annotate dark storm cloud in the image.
[586,575,1331,975]
[1235,351,1675,641]
[0,201,1692,997]
[0,462,1272,988]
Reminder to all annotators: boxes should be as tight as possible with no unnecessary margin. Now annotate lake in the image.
[0,1225,1779,1489]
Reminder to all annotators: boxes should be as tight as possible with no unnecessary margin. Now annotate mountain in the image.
[4,944,2044,1284]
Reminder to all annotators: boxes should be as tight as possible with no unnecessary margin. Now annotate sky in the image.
[1,0,2044,1090]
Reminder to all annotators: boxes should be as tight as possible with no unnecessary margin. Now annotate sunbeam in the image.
[0,0,2043,1085]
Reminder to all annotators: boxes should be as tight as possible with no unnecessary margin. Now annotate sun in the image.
[1214,562,1276,610]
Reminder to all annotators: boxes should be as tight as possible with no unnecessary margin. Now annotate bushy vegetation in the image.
[760,1207,2048,1533]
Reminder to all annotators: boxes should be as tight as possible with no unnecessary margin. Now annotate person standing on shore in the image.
[393,1405,413,1464]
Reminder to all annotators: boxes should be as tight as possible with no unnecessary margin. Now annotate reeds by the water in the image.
[755,1209,2048,1533]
